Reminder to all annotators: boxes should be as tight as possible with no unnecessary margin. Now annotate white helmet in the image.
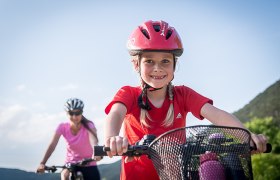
[64,98,84,111]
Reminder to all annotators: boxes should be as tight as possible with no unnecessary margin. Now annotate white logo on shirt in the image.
[176,113,182,119]
[160,23,166,36]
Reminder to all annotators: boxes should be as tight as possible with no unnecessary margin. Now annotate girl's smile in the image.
[150,75,167,80]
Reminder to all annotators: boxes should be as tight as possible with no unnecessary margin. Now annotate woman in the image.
[37,98,101,180]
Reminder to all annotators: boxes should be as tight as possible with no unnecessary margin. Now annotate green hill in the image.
[0,168,59,179]
[98,160,121,180]
[233,79,280,123]
[0,161,121,180]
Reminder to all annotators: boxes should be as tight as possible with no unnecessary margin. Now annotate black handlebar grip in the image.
[94,146,110,156]
[265,143,272,153]
[79,158,94,165]
[251,143,272,153]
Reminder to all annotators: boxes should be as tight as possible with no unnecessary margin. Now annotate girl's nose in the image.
[153,63,162,71]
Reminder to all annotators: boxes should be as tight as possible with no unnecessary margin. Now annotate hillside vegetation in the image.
[234,79,280,123]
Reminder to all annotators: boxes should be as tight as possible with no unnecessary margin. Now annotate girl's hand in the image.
[36,163,45,173]
[105,136,128,157]
[250,133,268,154]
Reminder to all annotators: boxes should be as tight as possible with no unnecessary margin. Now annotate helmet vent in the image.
[166,30,172,40]
[141,29,150,39]
[153,24,161,32]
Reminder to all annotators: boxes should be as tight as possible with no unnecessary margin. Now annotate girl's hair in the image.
[140,83,174,128]
[81,115,99,143]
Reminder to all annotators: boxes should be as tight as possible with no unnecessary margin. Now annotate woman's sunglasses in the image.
[68,111,83,116]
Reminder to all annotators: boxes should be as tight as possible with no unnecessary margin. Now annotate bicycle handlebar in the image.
[94,143,272,157]
[251,143,272,153]
[42,158,95,173]
[94,145,150,157]
[95,126,272,157]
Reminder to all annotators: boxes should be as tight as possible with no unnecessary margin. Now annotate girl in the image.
[37,98,101,180]
[104,20,268,180]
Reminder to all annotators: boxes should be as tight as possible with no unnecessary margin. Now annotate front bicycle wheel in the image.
[70,171,84,180]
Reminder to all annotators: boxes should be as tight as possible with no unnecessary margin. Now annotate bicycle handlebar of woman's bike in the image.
[38,158,95,173]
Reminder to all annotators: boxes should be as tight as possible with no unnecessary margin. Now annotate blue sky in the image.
[0,0,279,171]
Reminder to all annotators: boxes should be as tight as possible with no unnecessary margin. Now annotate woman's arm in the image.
[36,133,60,173]
[104,102,128,157]
[201,103,268,152]
[89,126,103,161]
[89,126,98,146]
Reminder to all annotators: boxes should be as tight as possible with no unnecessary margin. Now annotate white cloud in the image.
[0,105,26,127]
[16,84,26,91]
[31,102,47,110]
[48,83,79,93]
[9,113,64,144]
[0,104,64,144]
[59,83,79,91]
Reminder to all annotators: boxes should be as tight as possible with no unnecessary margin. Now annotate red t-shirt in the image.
[105,85,213,180]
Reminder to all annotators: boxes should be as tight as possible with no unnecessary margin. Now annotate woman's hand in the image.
[36,163,45,173]
[105,136,128,157]
[250,133,268,154]
[93,156,103,161]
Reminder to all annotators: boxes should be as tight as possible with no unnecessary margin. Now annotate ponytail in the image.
[161,83,174,127]
[81,116,99,143]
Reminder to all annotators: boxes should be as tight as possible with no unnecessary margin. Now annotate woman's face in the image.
[139,52,174,89]
[67,110,83,125]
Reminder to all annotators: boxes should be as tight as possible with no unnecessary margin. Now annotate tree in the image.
[245,117,280,153]
[245,117,280,179]
[252,154,280,180]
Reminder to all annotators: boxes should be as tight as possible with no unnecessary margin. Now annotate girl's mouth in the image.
[150,75,166,79]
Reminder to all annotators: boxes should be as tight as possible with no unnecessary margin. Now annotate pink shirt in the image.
[56,122,97,166]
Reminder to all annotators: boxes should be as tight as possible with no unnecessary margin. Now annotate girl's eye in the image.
[145,60,153,64]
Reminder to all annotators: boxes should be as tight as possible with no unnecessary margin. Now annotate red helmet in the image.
[127,20,183,57]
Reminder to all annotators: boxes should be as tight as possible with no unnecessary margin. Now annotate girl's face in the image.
[139,52,174,89]
[67,110,83,125]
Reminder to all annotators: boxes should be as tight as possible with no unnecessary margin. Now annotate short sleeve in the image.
[55,123,64,135]
[182,86,213,120]
[105,86,138,114]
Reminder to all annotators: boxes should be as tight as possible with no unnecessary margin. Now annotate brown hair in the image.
[81,115,98,143]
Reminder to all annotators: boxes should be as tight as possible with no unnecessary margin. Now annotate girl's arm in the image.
[200,103,246,128]
[104,102,128,157]
[36,133,60,173]
[201,103,268,152]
